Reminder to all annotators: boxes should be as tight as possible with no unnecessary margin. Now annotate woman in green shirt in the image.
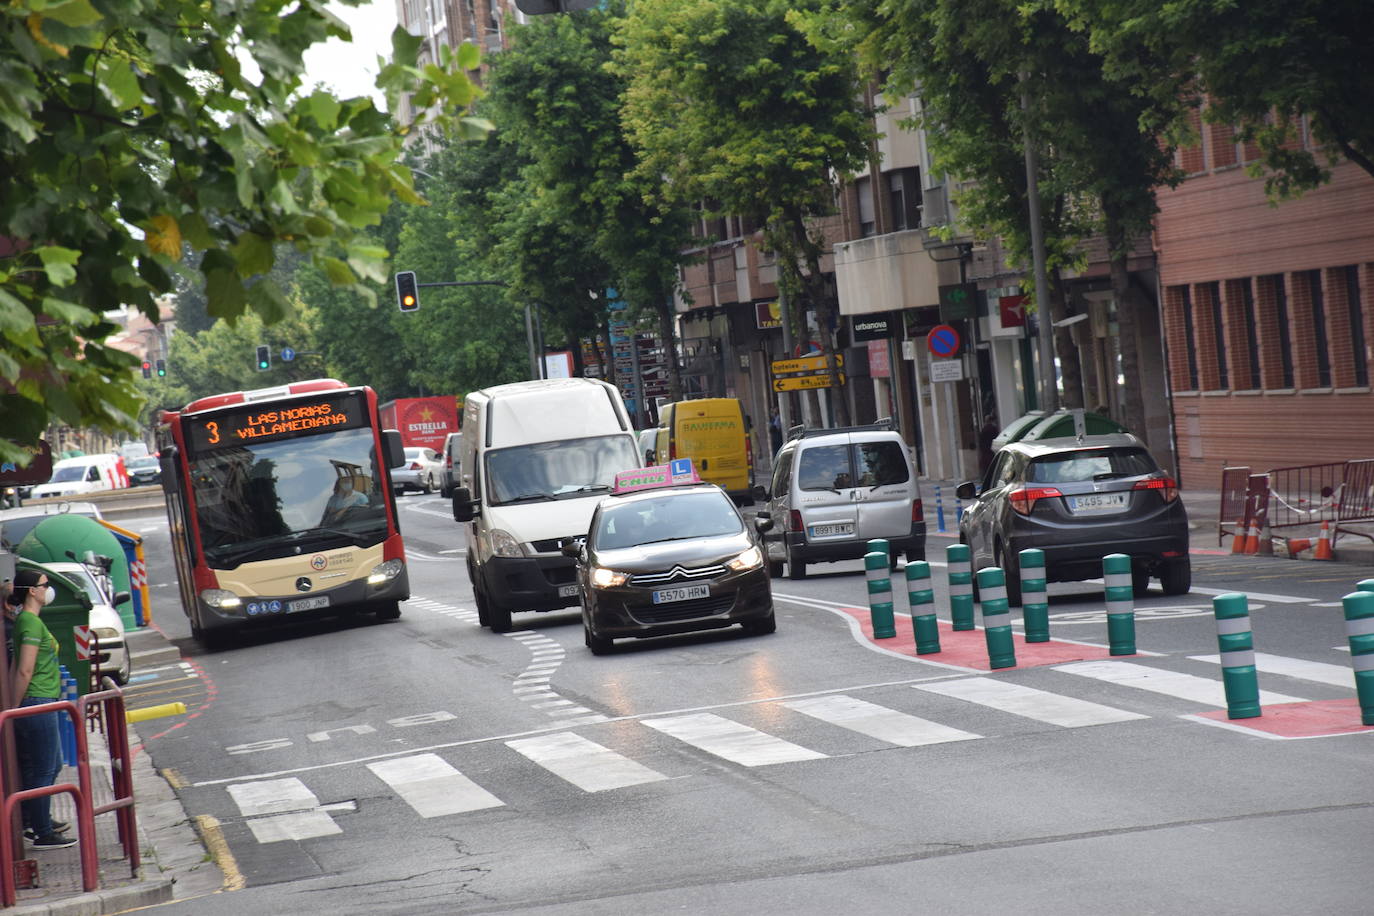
[8,569,75,850]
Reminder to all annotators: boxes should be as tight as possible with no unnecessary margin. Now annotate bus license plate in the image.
[1068,493,1128,512]
[558,584,579,598]
[288,596,330,613]
[811,522,855,537]
[652,584,710,604]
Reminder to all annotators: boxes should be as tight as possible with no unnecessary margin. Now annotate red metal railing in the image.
[1218,466,1251,545]
[79,684,140,876]
[1224,459,1374,547]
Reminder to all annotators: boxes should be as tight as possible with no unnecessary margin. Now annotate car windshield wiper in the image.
[638,535,702,545]
[501,493,557,504]
[569,484,611,494]
[1092,472,1130,481]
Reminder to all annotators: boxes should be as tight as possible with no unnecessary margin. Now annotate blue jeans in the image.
[14,697,63,836]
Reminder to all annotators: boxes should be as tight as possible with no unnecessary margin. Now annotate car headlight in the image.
[200,588,241,609]
[367,559,404,585]
[91,627,121,640]
[489,529,524,558]
[590,566,630,588]
[726,545,763,572]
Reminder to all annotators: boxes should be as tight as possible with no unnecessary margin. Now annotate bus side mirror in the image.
[383,430,405,469]
[452,487,478,523]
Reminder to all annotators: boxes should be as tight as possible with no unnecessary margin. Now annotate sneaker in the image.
[30,832,76,850]
[22,820,68,841]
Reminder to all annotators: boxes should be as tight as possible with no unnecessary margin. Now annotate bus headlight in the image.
[726,545,763,571]
[368,559,404,585]
[200,589,241,609]
[590,567,629,588]
[489,529,524,558]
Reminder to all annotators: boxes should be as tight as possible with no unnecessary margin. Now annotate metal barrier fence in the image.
[1218,466,1251,546]
[1222,459,1374,549]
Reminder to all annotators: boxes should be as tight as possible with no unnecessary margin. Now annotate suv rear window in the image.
[1026,448,1157,484]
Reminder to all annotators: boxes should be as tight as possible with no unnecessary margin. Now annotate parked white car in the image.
[0,502,105,550]
[390,446,442,495]
[46,561,130,686]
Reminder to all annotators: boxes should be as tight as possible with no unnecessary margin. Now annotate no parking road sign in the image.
[928,324,961,358]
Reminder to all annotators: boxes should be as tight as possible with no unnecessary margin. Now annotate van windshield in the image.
[49,465,88,483]
[485,435,639,505]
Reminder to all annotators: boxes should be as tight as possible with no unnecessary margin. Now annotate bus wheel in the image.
[376,601,401,621]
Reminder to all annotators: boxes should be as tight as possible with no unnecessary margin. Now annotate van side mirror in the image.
[752,484,769,502]
[955,481,978,500]
[383,430,406,469]
[753,515,773,533]
[114,590,132,607]
[452,486,478,523]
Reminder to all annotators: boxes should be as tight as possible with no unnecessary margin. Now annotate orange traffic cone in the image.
[1313,521,1334,561]
[1243,521,1262,555]
[1230,518,1247,554]
[1287,536,1312,558]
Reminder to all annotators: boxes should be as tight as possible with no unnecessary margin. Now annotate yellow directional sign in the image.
[774,372,845,392]
[771,353,844,375]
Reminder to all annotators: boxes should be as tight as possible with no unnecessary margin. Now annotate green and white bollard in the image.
[1212,593,1261,720]
[865,547,897,639]
[1019,548,1049,643]
[1102,553,1137,656]
[946,543,975,631]
[905,561,940,655]
[1357,578,1374,594]
[1341,590,1374,726]
[975,567,1017,669]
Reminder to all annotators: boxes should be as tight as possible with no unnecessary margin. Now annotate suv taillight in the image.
[912,498,924,523]
[1009,486,1062,516]
[409,462,421,470]
[788,509,804,532]
[1133,476,1179,503]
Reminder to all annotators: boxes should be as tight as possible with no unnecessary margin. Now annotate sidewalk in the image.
[9,629,223,915]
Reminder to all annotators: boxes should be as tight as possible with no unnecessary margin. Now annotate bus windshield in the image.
[189,426,388,567]
[485,435,639,505]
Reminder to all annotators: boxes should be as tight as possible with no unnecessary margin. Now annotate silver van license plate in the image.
[811,522,855,537]
[652,584,710,604]
[288,596,330,613]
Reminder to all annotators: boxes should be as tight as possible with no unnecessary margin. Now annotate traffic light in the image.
[155,359,166,377]
[395,271,419,312]
[256,344,271,370]
[141,361,152,379]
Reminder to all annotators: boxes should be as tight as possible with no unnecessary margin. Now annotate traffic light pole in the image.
[401,277,544,381]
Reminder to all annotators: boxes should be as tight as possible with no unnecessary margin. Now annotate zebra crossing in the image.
[219,651,1365,844]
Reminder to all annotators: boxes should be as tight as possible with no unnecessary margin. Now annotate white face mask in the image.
[42,586,55,605]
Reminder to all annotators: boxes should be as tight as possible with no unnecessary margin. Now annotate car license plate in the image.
[558,584,579,598]
[810,522,855,537]
[288,596,330,613]
[652,584,710,604]
[1068,493,1128,512]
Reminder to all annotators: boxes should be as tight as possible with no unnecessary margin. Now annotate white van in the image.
[30,454,126,499]
[451,378,640,631]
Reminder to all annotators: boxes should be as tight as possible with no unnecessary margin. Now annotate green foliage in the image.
[0,0,488,466]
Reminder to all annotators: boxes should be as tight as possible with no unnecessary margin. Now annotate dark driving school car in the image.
[563,461,775,654]
[956,432,1190,606]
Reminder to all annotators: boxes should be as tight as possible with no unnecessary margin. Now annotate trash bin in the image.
[17,514,135,629]
[15,560,92,696]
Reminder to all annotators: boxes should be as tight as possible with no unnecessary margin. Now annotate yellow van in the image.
[654,398,753,501]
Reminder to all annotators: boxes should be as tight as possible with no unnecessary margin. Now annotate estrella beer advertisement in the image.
[378,396,460,450]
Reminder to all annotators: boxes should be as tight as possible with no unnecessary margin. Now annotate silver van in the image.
[439,432,463,498]
[755,423,925,579]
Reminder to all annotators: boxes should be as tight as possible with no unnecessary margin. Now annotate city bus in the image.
[156,378,410,644]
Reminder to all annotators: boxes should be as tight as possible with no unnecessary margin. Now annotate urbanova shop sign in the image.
[851,314,891,342]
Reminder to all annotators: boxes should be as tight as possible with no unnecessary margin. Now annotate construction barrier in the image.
[1218,466,1251,546]
[945,543,975,631]
[864,542,896,639]
[1019,549,1050,643]
[1102,554,1137,656]
[1344,589,1374,726]
[975,567,1016,669]
[905,561,941,655]
[1212,593,1261,719]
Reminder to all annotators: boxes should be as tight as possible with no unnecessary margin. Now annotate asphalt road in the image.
[119,494,1374,915]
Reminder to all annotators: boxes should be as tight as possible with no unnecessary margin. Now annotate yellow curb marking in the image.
[193,815,246,892]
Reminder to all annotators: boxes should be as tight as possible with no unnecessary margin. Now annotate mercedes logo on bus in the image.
[295,577,313,592]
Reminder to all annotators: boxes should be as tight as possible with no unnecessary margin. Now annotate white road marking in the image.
[507,732,669,792]
[228,777,319,816]
[246,810,342,843]
[1185,585,1313,604]
[1188,652,1356,689]
[642,713,826,766]
[1055,660,1308,706]
[367,753,504,817]
[914,678,1148,728]
[781,694,980,746]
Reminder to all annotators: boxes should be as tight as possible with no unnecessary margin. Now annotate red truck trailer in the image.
[378,396,460,451]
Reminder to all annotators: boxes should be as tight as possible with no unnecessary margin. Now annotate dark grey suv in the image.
[956,434,1189,605]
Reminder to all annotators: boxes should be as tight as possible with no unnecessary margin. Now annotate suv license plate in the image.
[811,522,855,537]
[652,584,710,604]
[558,584,579,598]
[288,596,330,613]
[1069,493,1128,512]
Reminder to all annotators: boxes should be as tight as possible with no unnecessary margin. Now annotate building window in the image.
[886,167,921,231]
[856,176,876,237]
[1205,282,1227,390]
[1181,286,1199,390]
[1348,266,1369,387]
[1240,280,1261,389]
[1306,270,1331,387]
[1263,274,1295,388]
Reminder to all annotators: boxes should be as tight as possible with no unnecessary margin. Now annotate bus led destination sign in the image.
[188,393,367,452]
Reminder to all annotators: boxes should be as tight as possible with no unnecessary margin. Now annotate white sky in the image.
[302,2,401,108]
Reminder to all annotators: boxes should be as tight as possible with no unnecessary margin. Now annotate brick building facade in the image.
[1156,123,1374,487]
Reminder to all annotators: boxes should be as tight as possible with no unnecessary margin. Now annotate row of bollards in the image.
[860,541,1374,725]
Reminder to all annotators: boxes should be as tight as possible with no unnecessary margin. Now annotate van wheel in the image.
[473,583,491,627]
[585,620,612,655]
[768,557,784,578]
[487,599,513,633]
[786,548,806,580]
[440,485,452,499]
[1160,558,1192,596]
